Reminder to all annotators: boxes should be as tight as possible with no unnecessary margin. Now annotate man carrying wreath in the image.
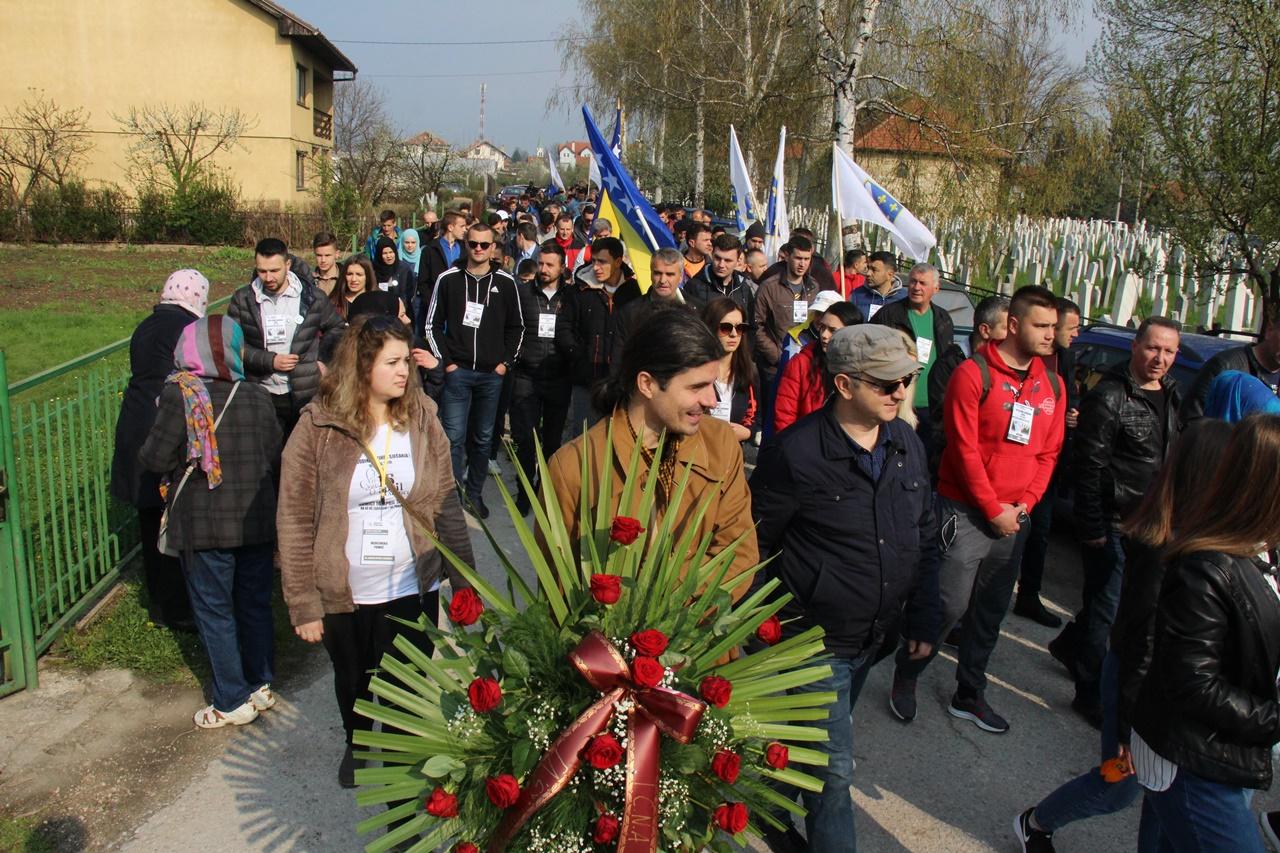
[544,309,758,598]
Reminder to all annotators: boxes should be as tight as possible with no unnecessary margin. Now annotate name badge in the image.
[916,337,933,365]
[1007,401,1035,445]
[378,281,391,292]
[867,303,882,320]
[463,301,485,329]
[792,300,809,325]
[263,314,289,346]
[538,313,556,339]
[360,521,394,564]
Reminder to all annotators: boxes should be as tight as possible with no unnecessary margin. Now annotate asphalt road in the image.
[112,464,1279,852]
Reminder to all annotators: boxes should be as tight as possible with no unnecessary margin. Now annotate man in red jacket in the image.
[889,285,1064,734]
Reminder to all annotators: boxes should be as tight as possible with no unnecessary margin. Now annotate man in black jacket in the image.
[556,236,641,436]
[416,210,467,332]
[425,222,525,518]
[1050,316,1181,727]
[509,241,572,516]
[612,247,689,365]
[682,233,757,319]
[874,262,954,454]
[1180,320,1280,421]
[751,323,939,853]
[228,237,342,439]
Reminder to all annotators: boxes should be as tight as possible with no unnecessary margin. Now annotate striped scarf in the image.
[165,315,245,489]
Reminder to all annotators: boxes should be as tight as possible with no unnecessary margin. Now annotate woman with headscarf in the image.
[398,228,424,324]
[110,270,210,632]
[1203,369,1280,422]
[372,236,414,308]
[139,316,283,729]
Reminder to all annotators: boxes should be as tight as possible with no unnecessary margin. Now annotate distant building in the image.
[0,0,357,207]
[458,139,511,176]
[557,141,591,168]
[405,131,451,156]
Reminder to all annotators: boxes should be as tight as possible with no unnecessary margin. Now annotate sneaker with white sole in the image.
[948,692,1010,733]
[250,684,276,711]
[1014,807,1056,852]
[194,700,258,729]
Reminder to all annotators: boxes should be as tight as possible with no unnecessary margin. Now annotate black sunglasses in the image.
[851,374,915,395]
[717,322,749,336]
[467,240,493,250]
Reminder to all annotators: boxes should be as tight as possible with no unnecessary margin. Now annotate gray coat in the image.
[227,277,342,408]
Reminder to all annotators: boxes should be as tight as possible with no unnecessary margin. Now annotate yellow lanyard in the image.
[363,426,393,505]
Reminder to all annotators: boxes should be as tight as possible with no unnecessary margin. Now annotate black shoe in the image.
[1259,810,1280,850]
[339,744,359,788]
[1071,695,1103,730]
[514,492,531,517]
[1047,629,1077,680]
[948,692,1010,733]
[1013,596,1063,628]
[1014,807,1056,852]
[889,674,917,723]
[465,495,490,520]
[760,825,809,853]
[942,625,962,648]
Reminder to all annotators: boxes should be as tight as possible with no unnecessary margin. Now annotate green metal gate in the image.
[0,351,38,697]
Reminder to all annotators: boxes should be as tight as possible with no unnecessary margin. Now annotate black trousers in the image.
[321,590,439,745]
[137,506,192,624]
[271,392,300,444]
[508,371,572,499]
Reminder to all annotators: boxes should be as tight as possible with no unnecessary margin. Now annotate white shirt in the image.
[345,424,419,604]
[711,379,733,424]
[252,273,304,396]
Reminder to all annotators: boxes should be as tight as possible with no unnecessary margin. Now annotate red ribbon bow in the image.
[486,630,707,852]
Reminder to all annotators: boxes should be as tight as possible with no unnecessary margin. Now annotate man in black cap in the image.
[744,221,766,254]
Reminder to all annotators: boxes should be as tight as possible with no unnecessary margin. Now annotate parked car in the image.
[1070,324,1254,396]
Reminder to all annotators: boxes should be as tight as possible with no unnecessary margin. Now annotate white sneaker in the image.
[194,700,258,729]
[249,684,276,711]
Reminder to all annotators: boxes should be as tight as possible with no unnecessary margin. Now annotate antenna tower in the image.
[479,83,487,141]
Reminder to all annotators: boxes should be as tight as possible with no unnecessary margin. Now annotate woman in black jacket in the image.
[109,269,208,631]
[1130,414,1280,853]
[701,297,760,443]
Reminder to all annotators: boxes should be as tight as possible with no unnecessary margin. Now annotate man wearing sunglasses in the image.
[751,324,940,853]
[424,222,525,519]
[890,285,1064,735]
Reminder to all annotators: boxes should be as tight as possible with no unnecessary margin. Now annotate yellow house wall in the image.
[856,151,1001,220]
[0,0,336,207]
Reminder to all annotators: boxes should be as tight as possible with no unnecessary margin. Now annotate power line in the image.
[334,37,584,45]
[365,69,561,79]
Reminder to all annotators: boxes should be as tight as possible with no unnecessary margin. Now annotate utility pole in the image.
[479,83,487,141]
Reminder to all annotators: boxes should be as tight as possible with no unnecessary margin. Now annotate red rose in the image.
[468,677,502,713]
[590,574,622,605]
[700,675,733,708]
[593,813,620,843]
[485,774,521,809]
[765,742,789,770]
[714,802,749,834]
[755,615,782,645]
[454,844,478,853]
[424,787,458,818]
[711,749,741,783]
[609,516,645,545]
[584,733,625,769]
[631,655,665,688]
[448,588,484,626]
[630,629,669,657]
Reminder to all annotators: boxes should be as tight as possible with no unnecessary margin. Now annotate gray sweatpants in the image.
[896,495,1027,695]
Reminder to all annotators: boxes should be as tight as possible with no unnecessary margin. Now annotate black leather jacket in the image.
[1071,364,1181,541]
[1181,344,1273,422]
[1131,551,1280,789]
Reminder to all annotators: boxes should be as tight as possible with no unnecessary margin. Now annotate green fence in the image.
[0,297,230,697]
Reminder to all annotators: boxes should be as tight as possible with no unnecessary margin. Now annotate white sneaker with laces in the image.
[250,684,276,711]
[194,700,258,729]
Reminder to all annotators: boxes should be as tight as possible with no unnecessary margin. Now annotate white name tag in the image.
[792,300,809,325]
[538,313,556,339]
[867,303,882,320]
[378,281,391,292]
[263,314,289,346]
[463,301,485,329]
[1007,401,1035,445]
[360,521,394,564]
[916,337,933,365]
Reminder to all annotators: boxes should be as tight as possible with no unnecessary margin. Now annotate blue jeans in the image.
[1139,769,1263,853]
[1075,531,1126,703]
[1034,654,1144,834]
[182,545,275,712]
[788,651,875,853]
[439,367,504,499]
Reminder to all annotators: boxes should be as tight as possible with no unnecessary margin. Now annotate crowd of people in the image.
[106,183,1280,852]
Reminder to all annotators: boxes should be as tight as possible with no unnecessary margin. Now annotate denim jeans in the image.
[508,371,571,498]
[1033,653,1144,833]
[439,367,504,500]
[785,651,876,853]
[1138,769,1264,853]
[182,544,275,712]
[1073,531,1126,703]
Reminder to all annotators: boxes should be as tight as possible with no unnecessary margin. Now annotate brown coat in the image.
[278,388,475,626]
[753,270,820,368]
[545,408,758,600]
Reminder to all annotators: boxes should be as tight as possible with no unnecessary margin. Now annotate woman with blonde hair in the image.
[278,314,475,787]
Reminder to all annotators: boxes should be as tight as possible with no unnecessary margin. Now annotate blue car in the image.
[1070,324,1255,396]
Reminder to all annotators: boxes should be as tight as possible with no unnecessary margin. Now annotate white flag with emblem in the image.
[831,144,936,260]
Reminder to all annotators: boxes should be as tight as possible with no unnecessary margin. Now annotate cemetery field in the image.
[0,244,251,383]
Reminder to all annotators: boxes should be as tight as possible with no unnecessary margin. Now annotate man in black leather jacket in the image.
[1050,317,1182,726]
[1180,321,1280,421]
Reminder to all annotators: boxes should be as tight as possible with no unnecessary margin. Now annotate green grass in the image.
[0,815,56,853]
[0,244,254,383]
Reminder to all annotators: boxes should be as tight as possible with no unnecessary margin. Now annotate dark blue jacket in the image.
[750,405,942,656]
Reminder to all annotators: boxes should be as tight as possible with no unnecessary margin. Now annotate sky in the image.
[287,0,1102,155]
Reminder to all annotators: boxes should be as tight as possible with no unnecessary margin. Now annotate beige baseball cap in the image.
[826,324,919,380]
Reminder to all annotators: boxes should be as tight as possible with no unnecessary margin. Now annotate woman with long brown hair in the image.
[330,255,376,321]
[278,315,475,787]
[700,297,759,443]
[1128,415,1280,852]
